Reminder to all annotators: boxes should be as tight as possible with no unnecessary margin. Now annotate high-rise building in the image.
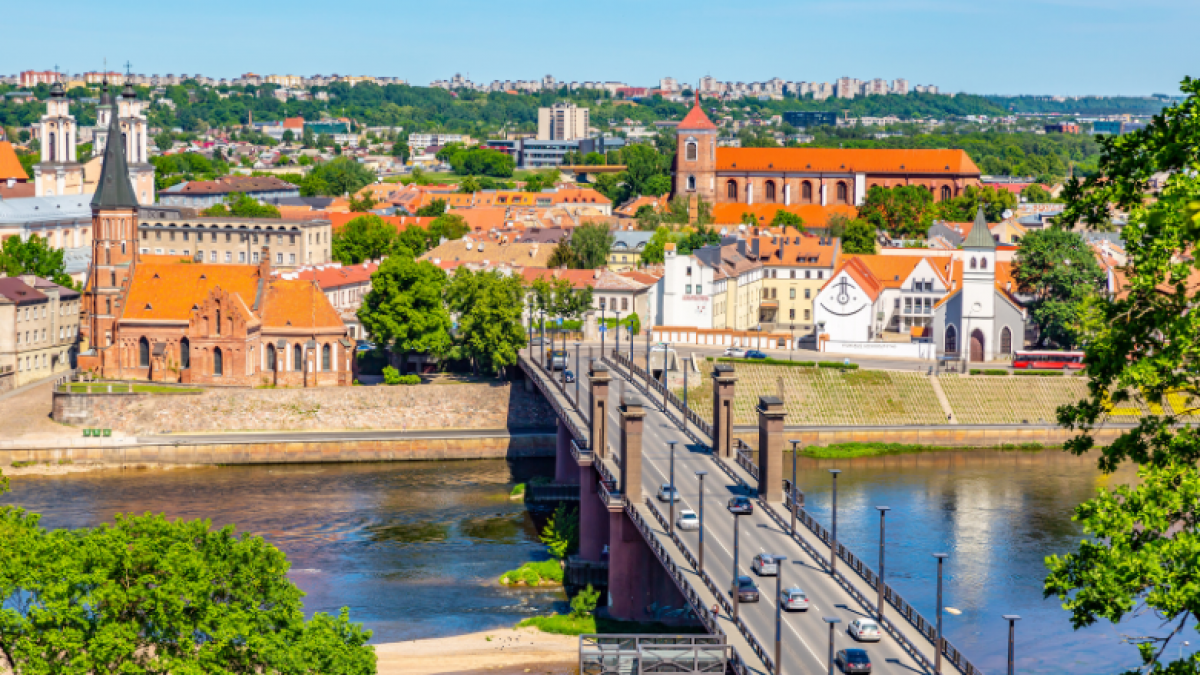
[538,102,590,141]
[891,79,910,95]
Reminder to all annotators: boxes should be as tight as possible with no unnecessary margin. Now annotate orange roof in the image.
[122,257,262,321]
[711,203,857,227]
[742,227,840,268]
[715,148,980,176]
[283,116,305,130]
[457,207,508,232]
[260,278,344,329]
[678,99,718,131]
[0,141,29,181]
[326,212,434,233]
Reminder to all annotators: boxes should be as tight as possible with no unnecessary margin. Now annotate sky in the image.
[2,0,1196,97]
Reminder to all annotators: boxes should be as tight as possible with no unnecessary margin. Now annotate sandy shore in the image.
[375,627,577,675]
[0,462,211,477]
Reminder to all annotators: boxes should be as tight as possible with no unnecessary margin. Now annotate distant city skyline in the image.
[1,0,1195,97]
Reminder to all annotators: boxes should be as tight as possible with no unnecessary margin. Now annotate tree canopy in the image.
[201,192,281,219]
[445,269,528,377]
[1011,228,1105,348]
[300,158,376,197]
[0,235,75,288]
[357,255,453,373]
[857,185,936,239]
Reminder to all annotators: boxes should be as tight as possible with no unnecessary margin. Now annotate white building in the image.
[660,244,717,329]
[538,103,590,141]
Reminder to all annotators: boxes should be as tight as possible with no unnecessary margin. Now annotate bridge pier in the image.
[579,463,609,561]
[712,363,737,459]
[607,509,690,623]
[757,396,786,503]
[555,419,577,484]
[618,394,645,503]
[589,362,610,459]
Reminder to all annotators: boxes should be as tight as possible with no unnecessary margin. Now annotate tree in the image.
[740,212,758,226]
[457,175,481,193]
[592,173,623,202]
[1043,78,1200,674]
[1011,228,1104,348]
[281,129,294,143]
[415,199,447,217]
[857,185,936,239]
[621,144,670,201]
[0,504,374,674]
[936,184,1017,222]
[0,235,75,288]
[538,503,579,559]
[1020,183,1054,203]
[357,255,453,375]
[303,157,376,197]
[447,148,515,178]
[427,213,469,245]
[522,170,559,193]
[677,225,721,254]
[201,193,281,219]
[771,209,806,230]
[333,214,406,264]
[840,218,877,254]
[640,226,675,265]
[391,139,410,162]
[446,269,527,377]
[567,223,614,269]
[530,276,593,320]
[154,132,173,151]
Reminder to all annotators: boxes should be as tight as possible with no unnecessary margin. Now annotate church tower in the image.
[94,76,155,204]
[78,100,140,373]
[674,92,718,216]
[960,205,997,362]
[33,78,84,196]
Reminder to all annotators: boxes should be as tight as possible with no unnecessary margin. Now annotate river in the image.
[0,450,1190,673]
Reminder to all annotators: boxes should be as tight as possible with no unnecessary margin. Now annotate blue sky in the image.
[3,0,1195,96]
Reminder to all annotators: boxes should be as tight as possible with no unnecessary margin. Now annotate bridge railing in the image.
[570,438,592,464]
[734,439,759,482]
[605,353,711,447]
[599,479,622,508]
[519,354,587,441]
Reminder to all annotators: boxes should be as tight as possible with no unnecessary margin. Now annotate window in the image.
[253,252,259,263]
[905,298,913,313]
[141,231,148,240]
[804,288,811,299]
[266,346,276,371]
[801,182,813,203]
[213,347,224,376]
[622,297,629,310]
[765,181,776,202]
[789,288,796,299]
[169,232,176,241]
[970,257,977,270]
[789,309,795,320]
[277,253,283,264]
[804,309,810,320]
[239,252,246,263]
[289,254,296,264]
[210,251,217,262]
[155,231,161,241]
[225,252,232,263]
[685,141,697,161]
[225,233,231,243]
[687,175,696,191]
[981,257,988,270]
[695,284,702,294]
[293,344,303,371]
[945,325,958,353]
[155,248,163,254]
[599,297,607,310]
[940,185,952,201]
[1000,326,1013,354]
[836,182,848,204]
[180,338,190,369]
[215,309,222,336]
[685,284,692,294]
[322,344,331,371]
[726,181,738,200]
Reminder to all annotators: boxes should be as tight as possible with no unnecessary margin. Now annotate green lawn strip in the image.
[499,560,563,587]
[65,383,202,394]
[798,441,1051,458]
[516,614,707,636]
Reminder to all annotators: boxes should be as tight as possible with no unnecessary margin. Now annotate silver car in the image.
[848,618,882,642]
[676,509,699,531]
[724,347,747,358]
[657,483,680,502]
[780,587,809,611]
[751,553,780,576]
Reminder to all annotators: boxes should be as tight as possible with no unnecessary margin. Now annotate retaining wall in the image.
[733,426,1124,448]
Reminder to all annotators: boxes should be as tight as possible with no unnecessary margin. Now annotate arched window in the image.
[940,185,952,201]
[801,182,813,203]
[180,338,190,369]
[48,133,56,161]
[294,344,303,371]
[138,337,150,368]
[685,141,698,161]
[213,347,224,377]
[945,325,958,354]
[266,346,276,371]
[970,257,977,269]
[1000,326,1012,355]
[836,182,848,204]
[765,181,776,202]
[687,175,696,191]
[215,309,222,336]
[980,257,988,270]
[726,180,738,200]
[322,344,331,371]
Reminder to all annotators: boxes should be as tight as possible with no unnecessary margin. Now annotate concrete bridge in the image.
[519,350,982,675]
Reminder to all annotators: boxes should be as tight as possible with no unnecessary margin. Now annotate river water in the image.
[0,451,1188,673]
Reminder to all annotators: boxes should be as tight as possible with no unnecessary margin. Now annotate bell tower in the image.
[33,76,84,196]
[675,91,718,217]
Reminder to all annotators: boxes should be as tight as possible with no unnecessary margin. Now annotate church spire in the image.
[91,100,138,209]
[962,204,995,250]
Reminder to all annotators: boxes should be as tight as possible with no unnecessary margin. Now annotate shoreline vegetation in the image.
[796,441,1056,459]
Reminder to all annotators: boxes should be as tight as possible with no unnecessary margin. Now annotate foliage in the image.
[415,199,447,217]
[332,215,407,264]
[571,585,601,619]
[840,218,878,254]
[445,268,528,377]
[530,276,594,319]
[446,147,515,177]
[200,192,281,219]
[1012,228,1105,348]
[935,184,1018,222]
[521,170,559,192]
[0,235,75,288]
[301,157,376,197]
[547,242,581,269]
[0,510,375,674]
[357,255,453,373]
[348,191,378,212]
[515,613,595,636]
[499,561,563,586]
[427,213,469,246]
[382,365,401,385]
[569,223,615,269]
[858,185,937,239]
[457,175,480,193]
[1045,77,1200,673]
[539,503,579,560]
[771,209,805,229]
[1020,184,1056,203]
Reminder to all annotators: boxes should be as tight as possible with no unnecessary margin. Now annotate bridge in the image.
[519,348,982,675]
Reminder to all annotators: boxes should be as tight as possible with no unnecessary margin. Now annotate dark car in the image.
[744,350,768,359]
[835,648,872,674]
[727,496,753,515]
[730,575,760,603]
[564,369,575,383]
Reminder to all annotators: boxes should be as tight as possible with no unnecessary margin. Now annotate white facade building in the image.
[660,244,716,329]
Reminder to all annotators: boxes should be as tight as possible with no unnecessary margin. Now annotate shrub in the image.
[382,366,401,385]
[571,585,601,619]
[818,361,859,370]
[510,483,526,497]
[540,503,579,559]
[970,369,1009,376]
[397,374,421,385]
[499,560,563,586]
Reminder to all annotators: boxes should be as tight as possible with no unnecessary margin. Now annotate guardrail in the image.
[734,440,759,482]
[604,353,711,450]
[570,438,592,465]
[599,479,623,508]
[519,354,588,442]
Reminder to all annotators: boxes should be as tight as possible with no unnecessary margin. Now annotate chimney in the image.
[5,179,13,188]
[260,245,271,276]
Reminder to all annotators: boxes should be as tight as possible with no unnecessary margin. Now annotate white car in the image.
[780,587,809,611]
[751,553,780,576]
[848,618,882,642]
[724,347,747,358]
[657,483,680,502]
[676,509,699,531]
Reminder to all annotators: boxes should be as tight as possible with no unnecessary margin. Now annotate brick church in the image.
[672,96,981,213]
[77,104,352,387]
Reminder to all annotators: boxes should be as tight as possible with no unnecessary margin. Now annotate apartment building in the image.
[137,206,332,269]
[0,276,80,387]
[538,103,590,141]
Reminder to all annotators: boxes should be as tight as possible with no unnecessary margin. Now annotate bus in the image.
[1012,350,1085,370]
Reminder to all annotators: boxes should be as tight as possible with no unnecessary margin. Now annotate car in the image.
[676,509,699,531]
[355,340,376,352]
[835,648,872,673]
[730,575,760,603]
[723,347,747,358]
[564,369,576,383]
[744,350,768,359]
[751,553,780,576]
[657,483,680,502]
[848,618,882,642]
[780,587,809,611]
[548,349,568,371]
[727,496,753,515]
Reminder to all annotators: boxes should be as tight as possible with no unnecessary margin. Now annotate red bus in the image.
[1012,350,1085,370]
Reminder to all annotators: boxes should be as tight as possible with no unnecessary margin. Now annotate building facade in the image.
[0,276,80,387]
[538,103,590,141]
[34,81,85,197]
[137,206,332,269]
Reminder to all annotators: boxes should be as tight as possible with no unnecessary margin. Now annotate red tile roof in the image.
[122,257,262,321]
[260,278,344,329]
[716,148,980,175]
[0,141,29,181]
[678,99,718,131]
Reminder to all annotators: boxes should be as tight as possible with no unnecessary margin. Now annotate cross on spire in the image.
[124,61,132,80]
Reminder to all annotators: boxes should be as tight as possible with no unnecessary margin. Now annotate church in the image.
[77,97,352,387]
[672,96,981,217]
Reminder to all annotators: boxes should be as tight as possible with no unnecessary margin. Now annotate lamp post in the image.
[600,307,606,356]
[682,357,691,430]
[789,324,795,362]
[668,440,677,535]
[728,504,747,619]
[876,506,890,621]
[695,470,707,572]
[1002,614,1020,675]
[527,313,533,360]
[823,617,841,675]
[629,323,634,361]
[788,440,801,535]
[663,341,671,411]
[540,310,547,369]
[575,341,581,405]
[933,553,949,674]
[646,324,651,374]
[829,469,841,574]
[773,555,787,675]
[550,320,556,373]
[615,310,621,360]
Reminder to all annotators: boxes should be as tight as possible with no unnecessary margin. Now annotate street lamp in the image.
[773,555,787,675]
[695,470,707,572]
[788,439,801,535]
[615,310,621,359]
[539,310,547,369]
[823,617,841,675]
[728,503,748,619]
[1002,614,1020,675]
[668,440,678,535]
[645,324,652,374]
[682,357,691,431]
[600,307,606,355]
[663,341,672,411]
[876,506,890,622]
[933,553,949,674]
[829,469,841,574]
[575,341,581,404]
[789,323,795,362]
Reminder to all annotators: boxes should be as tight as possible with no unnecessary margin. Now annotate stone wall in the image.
[732,425,1125,448]
[53,382,555,435]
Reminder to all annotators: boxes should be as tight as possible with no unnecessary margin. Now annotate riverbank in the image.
[374,627,576,675]
[797,441,1058,459]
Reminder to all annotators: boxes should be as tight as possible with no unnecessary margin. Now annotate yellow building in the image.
[607,231,653,272]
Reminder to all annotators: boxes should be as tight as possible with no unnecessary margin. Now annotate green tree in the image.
[857,185,936,239]
[677,225,721,254]
[547,242,581,269]
[1043,78,1200,674]
[427,213,469,245]
[0,508,375,674]
[332,214,406,264]
[201,192,281,218]
[458,175,481,193]
[415,199,447,217]
[348,192,378,213]
[154,132,173,151]
[0,235,75,288]
[282,129,295,143]
[391,139,410,162]
[1011,229,1104,348]
[530,276,594,319]
[841,218,877,254]
[539,503,579,559]
[570,585,600,619]
[303,157,376,197]
[567,223,614,269]
[620,144,670,200]
[592,173,623,202]
[1020,184,1054,203]
[522,170,559,193]
[640,226,675,265]
[771,209,806,230]
[446,268,528,377]
[357,255,453,375]
[936,184,1017,222]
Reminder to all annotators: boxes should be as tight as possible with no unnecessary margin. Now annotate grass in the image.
[63,383,202,394]
[516,614,708,636]
[500,560,564,587]
[509,483,527,497]
[797,441,1051,459]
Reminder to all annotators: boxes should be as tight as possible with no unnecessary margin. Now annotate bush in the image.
[397,374,421,385]
[510,483,526,497]
[540,503,579,559]
[571,584,601,619]
[818,361,859,370]
[515,613,595,636]
[499,560,563,586]
[382,366,401,385]
[970,369,1010,376]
